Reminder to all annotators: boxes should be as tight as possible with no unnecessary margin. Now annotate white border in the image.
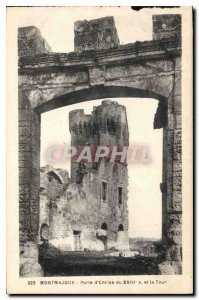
[2,1,197,298]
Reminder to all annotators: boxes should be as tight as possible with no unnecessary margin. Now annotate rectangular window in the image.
[118,187,123,204]
[102,181,108,202]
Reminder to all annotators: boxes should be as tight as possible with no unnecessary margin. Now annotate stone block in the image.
[20,242,43,277]
[159,260,182,275]
[166,245,182,261]
[174,114,182,129]
[174,95,182,114]
[169,213,182,225]
[173,176,182,192]
[19,109,33,122]
[89,67,105,86]
[173,129,182,161]
[18,26,51,58]
[153,14,181,40]
[167,129,174,162]
[167,219,182,245]
[167,112,174,129]
[74,16,119,52]
[174,74,181,96]
[173,160,182,177]
[175,57,181,71]
[173,191,182,212]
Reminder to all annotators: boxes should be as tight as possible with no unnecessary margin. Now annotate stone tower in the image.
[69,100,129,250]
[69,100,129,181]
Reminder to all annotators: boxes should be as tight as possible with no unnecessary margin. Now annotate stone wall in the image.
[18,26,51,58]
[69,100,129,182]
[18,14,182,276]
[153,14,181,40]
[39,163,129,251]
[39,101,129,251]
[74,16,119,52]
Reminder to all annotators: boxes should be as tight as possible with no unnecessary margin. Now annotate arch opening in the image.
[118,224,124,231]
[101,222,108,231]
[40,97,163,241]
[35,85,167,114]
[40,223,49,241]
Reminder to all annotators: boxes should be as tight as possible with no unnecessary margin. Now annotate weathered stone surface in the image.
[166,245,182,260]
[174,74,181,96]
[174,128,182,161]
[159,260,182,275]
[18,26,51,58]
[20,242,43,277]
[89,67,105,86]
[173,160,182,177]
[173,191,182,212]
[167,112,174,130]
[74,17,119,52]
[19,93,41,247]
[153,14,181,41]
[174,95,182,114]
[174,114,182,129]
[154,101,167,129]
[18,14,182,276]
[167,214,182,245]
[105,62,173,80]
[173,176,182,192]
[40,101,129,251]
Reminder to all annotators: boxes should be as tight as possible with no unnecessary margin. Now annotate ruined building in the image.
[39,100,129,251]
[18,13,182,275]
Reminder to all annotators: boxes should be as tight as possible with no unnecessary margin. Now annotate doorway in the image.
[73,231,82,251]
[40,223,49,241]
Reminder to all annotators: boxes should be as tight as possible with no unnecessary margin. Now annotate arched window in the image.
[46,171,63,184]
[118,224,124,231]
[101,222,108,231]
[40,223,49,240]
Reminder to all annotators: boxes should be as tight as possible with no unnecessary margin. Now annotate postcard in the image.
[7,6,193,294]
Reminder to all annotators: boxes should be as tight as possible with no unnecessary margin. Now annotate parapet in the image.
[69,109,91,133]
[18,26,52,57]
[153,14,181,40]
[74,16,120,52]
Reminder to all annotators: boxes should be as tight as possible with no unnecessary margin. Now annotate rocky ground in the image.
[39,243,162,276]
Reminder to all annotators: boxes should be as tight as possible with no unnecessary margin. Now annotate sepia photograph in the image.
[6,6,193,294]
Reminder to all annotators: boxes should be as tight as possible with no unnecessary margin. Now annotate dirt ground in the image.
[39,243,161,276]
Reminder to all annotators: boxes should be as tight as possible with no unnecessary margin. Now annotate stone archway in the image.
[18,14,182,276]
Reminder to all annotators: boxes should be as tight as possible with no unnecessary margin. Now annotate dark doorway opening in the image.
[118,224,124,231]
[73,231,82,251]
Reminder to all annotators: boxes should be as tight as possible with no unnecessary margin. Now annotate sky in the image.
[15,7,154,53]
[41,99,162,239]
[15,7,163,239]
